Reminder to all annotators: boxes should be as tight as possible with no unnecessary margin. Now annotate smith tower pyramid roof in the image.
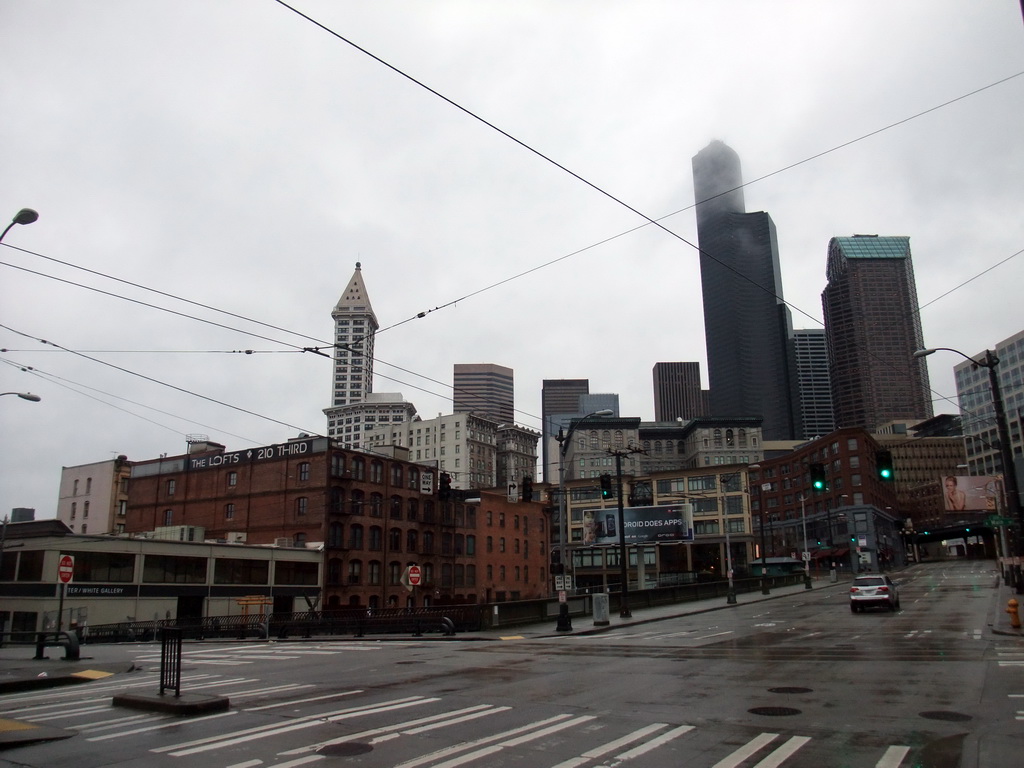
[332,261,378,326]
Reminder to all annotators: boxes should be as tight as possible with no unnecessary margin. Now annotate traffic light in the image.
[600,473,613,500]
[876,450,894,481]
[551,550,564,575]
[810,463,828,492]
[438,472,452,501]
[522,476,533,502]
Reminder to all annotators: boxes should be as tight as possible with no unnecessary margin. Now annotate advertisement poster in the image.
[583,504,694,545]
[940,475,1000,512]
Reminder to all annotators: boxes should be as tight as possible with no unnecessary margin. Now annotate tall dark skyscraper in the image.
[822,235,932,430]
[691,141,799,440]
[453,363,514,424]
[792,329,835,439]
[541,379,589,483]
[652,362,708,421]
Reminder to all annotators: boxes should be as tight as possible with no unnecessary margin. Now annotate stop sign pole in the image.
[57,554,74,632]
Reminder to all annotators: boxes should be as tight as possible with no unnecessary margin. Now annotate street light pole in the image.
[554,409,613,631]
[748,464,770,595]
[799,494,811,589]
[1,393,42,402]
[0,208,39,243]
[917,347,1023,591]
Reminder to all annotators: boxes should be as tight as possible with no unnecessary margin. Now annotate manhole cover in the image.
[320,743,374,756]
[919,711,973,722]
[749,706,802,717]
[768,687,813,694]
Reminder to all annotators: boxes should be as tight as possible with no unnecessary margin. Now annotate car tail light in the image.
[850,587,858,593]
[878,586,889,592]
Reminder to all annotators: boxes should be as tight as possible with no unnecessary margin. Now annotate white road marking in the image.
[876,745,911,767]
[711,732,779,768]
[752,735,811,768]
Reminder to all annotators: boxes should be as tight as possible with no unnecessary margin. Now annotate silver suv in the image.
[850,574,900,612]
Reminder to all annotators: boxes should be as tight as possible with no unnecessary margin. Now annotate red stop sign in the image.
[407,565,422,586]
[58,554,75,584]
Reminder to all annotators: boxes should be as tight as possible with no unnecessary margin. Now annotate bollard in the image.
[1007,599,1021,629]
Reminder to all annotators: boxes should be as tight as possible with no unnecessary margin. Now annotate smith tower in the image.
[692,141,799,440]
[324,263,378,440]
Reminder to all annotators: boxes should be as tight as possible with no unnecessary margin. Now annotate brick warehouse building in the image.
[125,436,549,610]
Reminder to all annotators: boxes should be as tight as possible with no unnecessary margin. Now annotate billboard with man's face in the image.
[941,474,1000,512]
[583,504,694,545]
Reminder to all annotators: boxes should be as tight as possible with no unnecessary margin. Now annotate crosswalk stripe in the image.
[610,724,694,761]
[549,722,671,768]
[163,696,440,757]
[392,714,577,768]
[245,688,362,712]
[876,745,911,768]
[281,704,506,757]
[87,710,238,741]
[712,733,780,768]
[425,715,597,768]
[752,735,811,768]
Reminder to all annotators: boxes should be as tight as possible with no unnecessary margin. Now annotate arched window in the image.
[330,487,344,514]
[369,493,383,517]
[390,495,403,519]
[714,429,723,447]
[738,429,748,447]
[163,509,173,526]
[406,529,418,553]
[351,457,365,480]
[349,523,364,549]
[423,501,435,523]
[726,429,734,446]
[389,561,402,586]
[331,453,345,478]
[298,462,311,481]
[408,467,419,490]
[347,559,362,584]
[589,430,599,449]
[328,521,343,547]
[614,430,624,447]
[350,489,364,515]
[327,557,342,585]
[407,498,419,521]
[370,461,384,483]
[423,531,435,554]
[391,464,403,487]
[368,560,381,586]
[654,441,663,453]
[389,528,402,552]
[369,526,382,551]
[602,430,611,446]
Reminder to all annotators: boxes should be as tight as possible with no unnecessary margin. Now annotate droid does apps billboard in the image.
[582,504,694,546]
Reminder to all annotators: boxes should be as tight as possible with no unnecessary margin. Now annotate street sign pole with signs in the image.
[57,554,74,632]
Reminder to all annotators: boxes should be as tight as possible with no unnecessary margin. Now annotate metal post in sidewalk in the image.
[159,627,183,697]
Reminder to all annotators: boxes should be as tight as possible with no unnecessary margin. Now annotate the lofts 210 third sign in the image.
[188,437,322,471]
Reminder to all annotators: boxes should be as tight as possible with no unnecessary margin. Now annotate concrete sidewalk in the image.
[482,575,850,640]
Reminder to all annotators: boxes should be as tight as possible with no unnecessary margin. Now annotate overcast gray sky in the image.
[2,1,1022,517]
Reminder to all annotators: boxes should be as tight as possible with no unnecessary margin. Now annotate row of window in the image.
[0,550,318,585]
